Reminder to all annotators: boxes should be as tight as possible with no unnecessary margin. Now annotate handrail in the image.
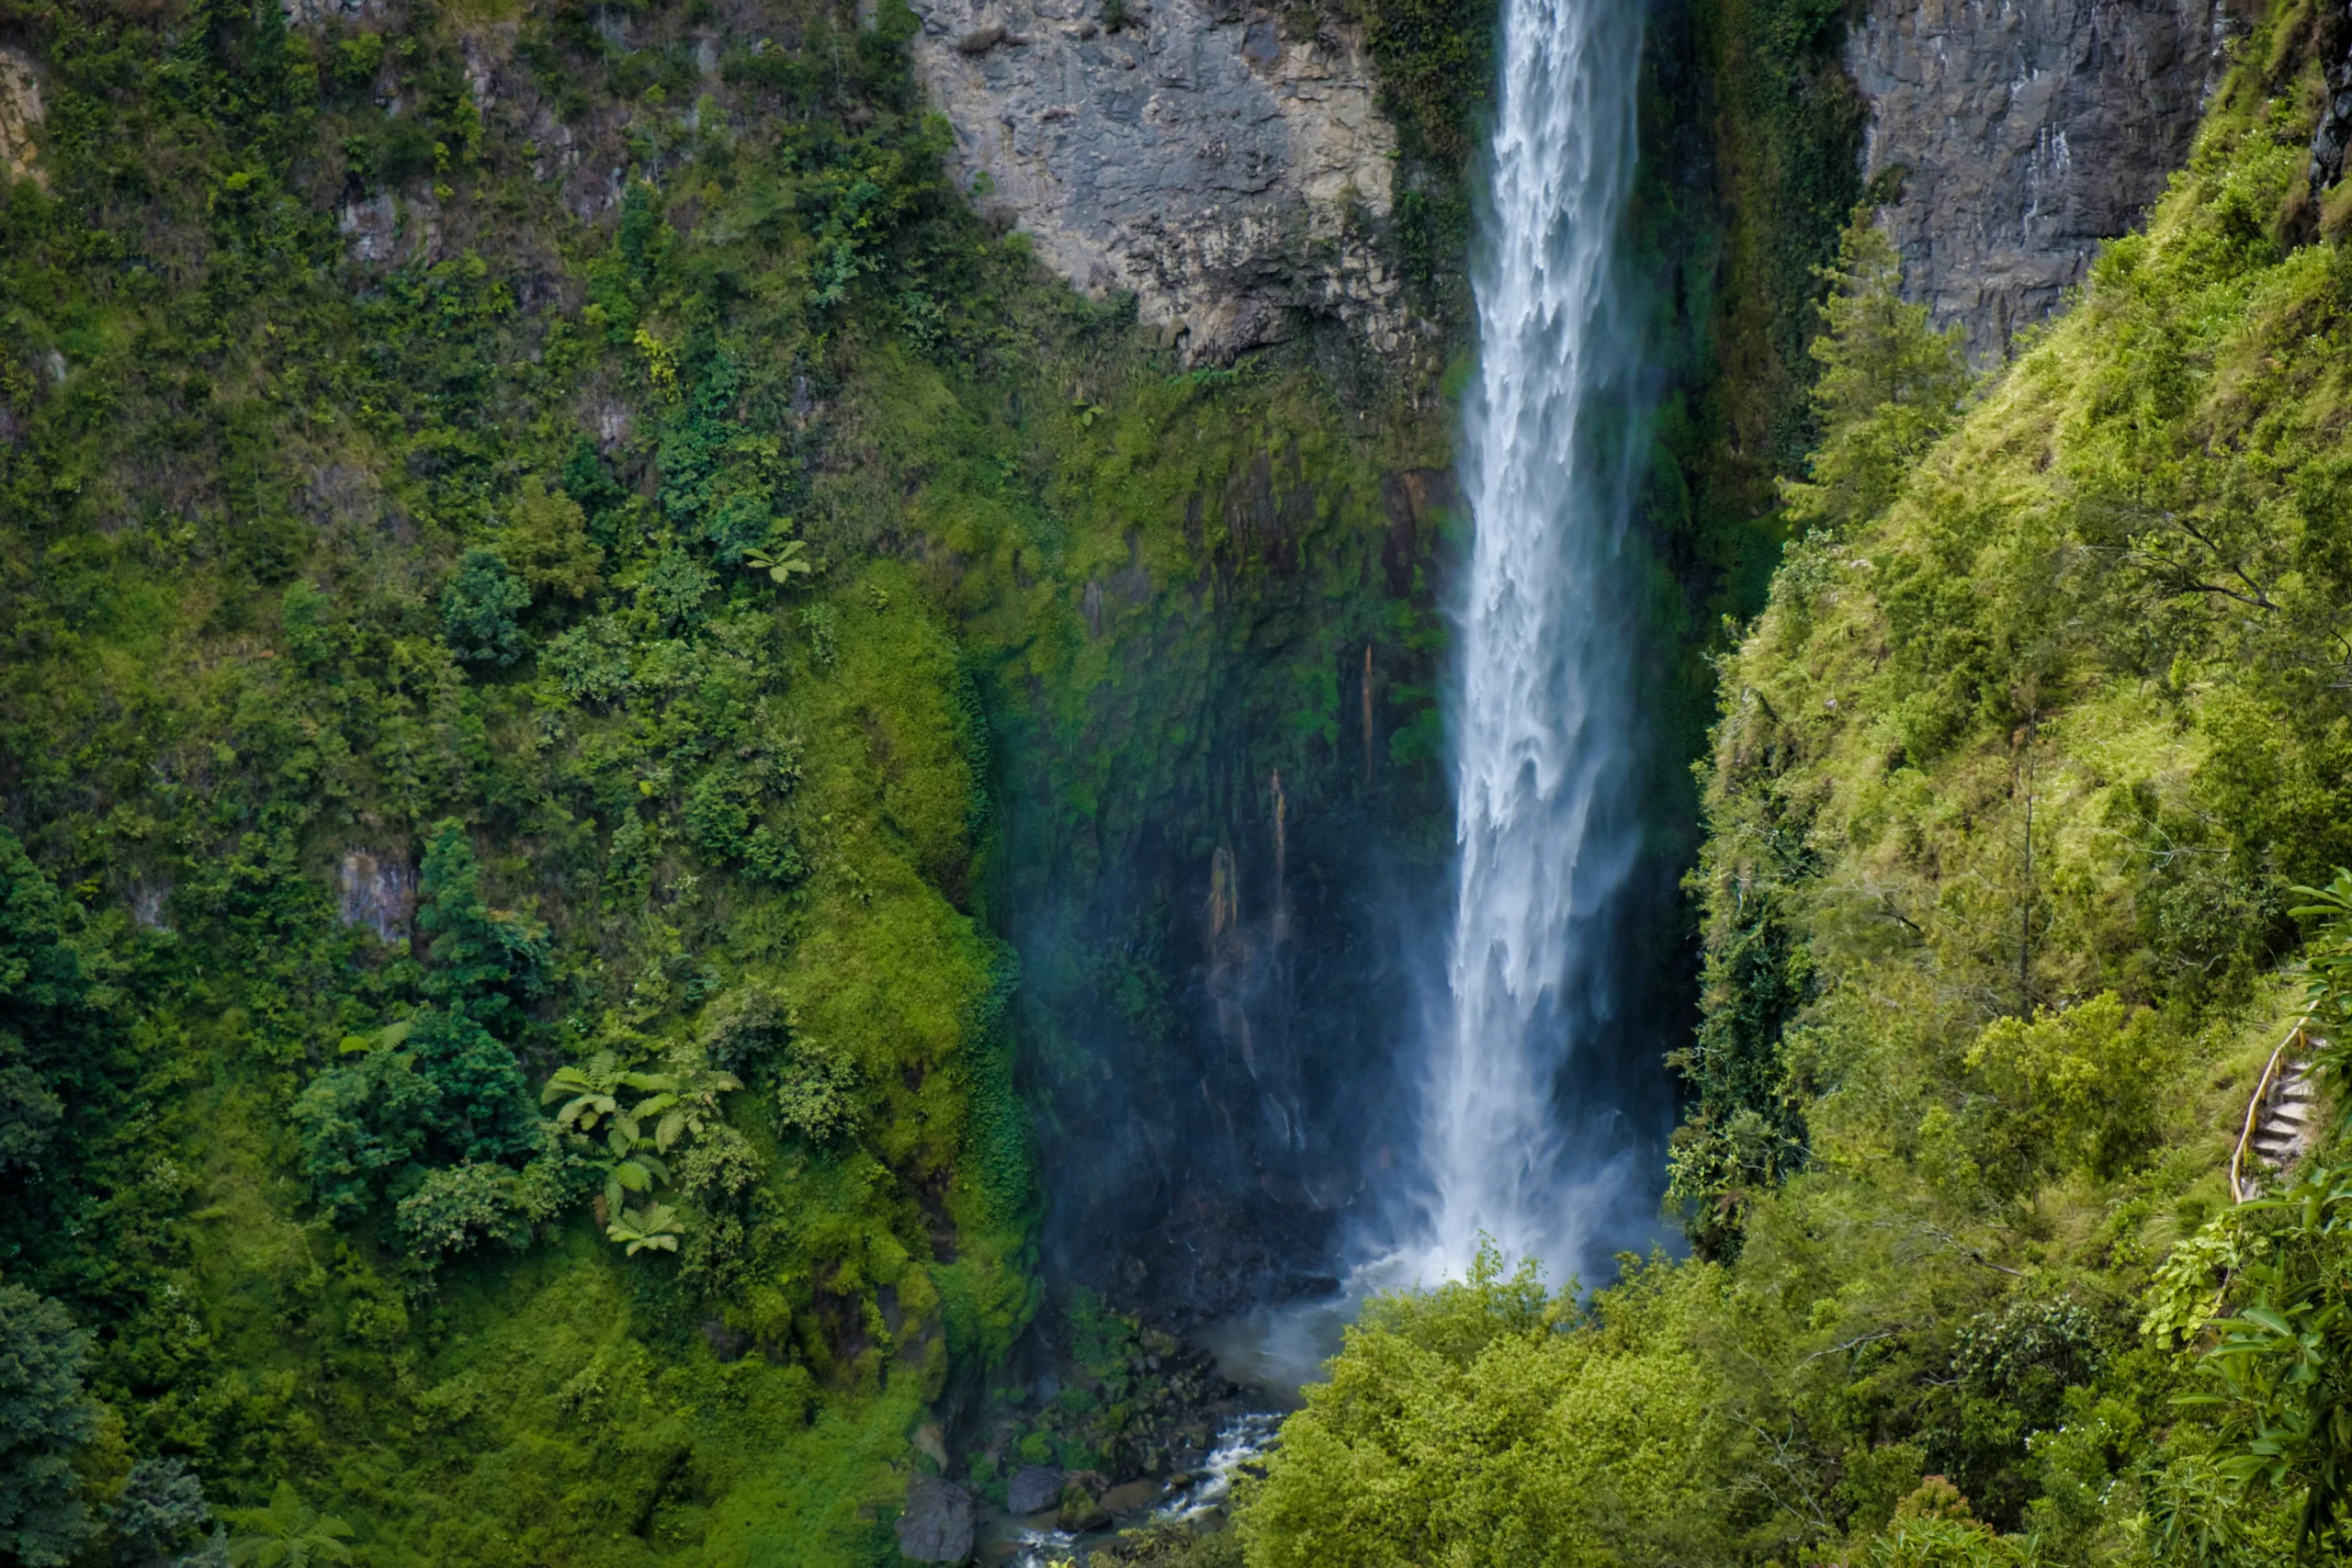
[2233,1014,2313,1203]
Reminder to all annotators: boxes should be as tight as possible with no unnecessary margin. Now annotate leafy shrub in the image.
[675,1122,763,1203]
[800,603,839,670]
[108,1456,212,1565]
[1950,993,2169,1191]
[1868,1510,2035,1567]
[297,826,546,1220]
[638,547,713,634]
[1091,1524,1243,1568]
[683,766,756,863]
[222,1484,352,1567]
[394,1153,578,1260]
[699,984,788,1077]
[292,1046,440,1224]
[540,617,638,705]
[502,478,603,602]
[0,829,83,1179]
[2186,1162,2352,1552]
[440,548,531,666]
[1238,1247,1728,1567]
[0,1285,100,1568]
[401,1005,539,1165]
[775,1035,859,1143]
[415,821,548,1029]
[742,827,806,884]
[278,581,339,670]
[1952,1299,2103,1410]
[1778,213,1973,537]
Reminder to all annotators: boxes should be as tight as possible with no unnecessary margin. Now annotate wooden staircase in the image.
[2233,1021,2326,1202]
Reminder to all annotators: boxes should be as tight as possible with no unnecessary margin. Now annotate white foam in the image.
[1152,1413,1284,1524]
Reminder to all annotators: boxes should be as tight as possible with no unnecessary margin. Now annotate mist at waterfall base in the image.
[1006,0,1684,1407]
[1194,0,1683,1396]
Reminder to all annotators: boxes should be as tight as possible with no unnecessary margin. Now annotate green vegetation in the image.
[21,0,2342,1554]
[1775,218,1972,538]
[0,1282,102,1566]
[958,1288,1228,1505]
[1239,1247,1726,1566]
[1685,0,1868,499]
[0,0,1452,1555]
[1633,0,1876,749]
[1242,0,2352,1560]
[1334,0,1494,308]
[225,1484,356,1567]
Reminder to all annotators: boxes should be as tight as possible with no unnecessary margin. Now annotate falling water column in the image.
[1416,0,1651,1277]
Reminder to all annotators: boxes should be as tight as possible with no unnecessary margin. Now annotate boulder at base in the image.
[1057,1481,1112,1533]
[1007,1464,1065,1516]
[897,1475,977,1564]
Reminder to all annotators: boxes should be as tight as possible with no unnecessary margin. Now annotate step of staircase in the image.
[2236,1036,2327,1201]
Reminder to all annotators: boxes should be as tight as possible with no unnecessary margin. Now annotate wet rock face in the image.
[1020,763,1418,1323]
[1014,463,1453,1326]
[903,0,1414,362]
[1849,0,2233,359]
[1006,1463,1065,1516]
[337,850,416,945]
[2311,8,2352,193]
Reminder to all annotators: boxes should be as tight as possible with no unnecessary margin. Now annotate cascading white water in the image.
[1415,0,1650,1278]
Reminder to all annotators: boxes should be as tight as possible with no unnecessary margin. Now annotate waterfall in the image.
[1413,0,1652,1279]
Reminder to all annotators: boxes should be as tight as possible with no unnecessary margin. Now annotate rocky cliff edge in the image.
[904,0,1421,363]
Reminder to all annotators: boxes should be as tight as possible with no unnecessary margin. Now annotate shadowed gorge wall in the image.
[988,433,1458,1315]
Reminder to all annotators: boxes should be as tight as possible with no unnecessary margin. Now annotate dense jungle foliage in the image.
[0,0,1467,1559]
[1239,0,2352,1562]
[11,0,2324,1551]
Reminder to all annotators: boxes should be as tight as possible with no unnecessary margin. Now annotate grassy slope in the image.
[1672,0,2352,1548]
[1686,11,2352,1230]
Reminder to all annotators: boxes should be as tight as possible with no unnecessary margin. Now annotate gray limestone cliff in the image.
[1849,0,2235,359]
[902,0,1418,362]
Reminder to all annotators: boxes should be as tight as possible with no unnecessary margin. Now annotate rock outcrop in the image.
[0,47,44,189]
[895,1475,977,1564]
[2311,14,2352,194]
[337,849,415,944]
[1849,0,2233,359]
[903,0,1415,362]
[1006,1464,1064,1516]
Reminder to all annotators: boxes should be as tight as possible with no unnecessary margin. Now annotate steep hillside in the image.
[1241,0,2352,1561]
[0,0,1458,1561]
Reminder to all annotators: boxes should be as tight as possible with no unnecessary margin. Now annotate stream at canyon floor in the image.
[989,1413,1286,1566]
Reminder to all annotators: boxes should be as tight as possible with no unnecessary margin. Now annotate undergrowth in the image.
[0,0,1453,1562]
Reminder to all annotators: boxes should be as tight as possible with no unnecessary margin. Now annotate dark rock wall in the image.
[1001,457,1456,1325]
[1849,0,2234,358]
